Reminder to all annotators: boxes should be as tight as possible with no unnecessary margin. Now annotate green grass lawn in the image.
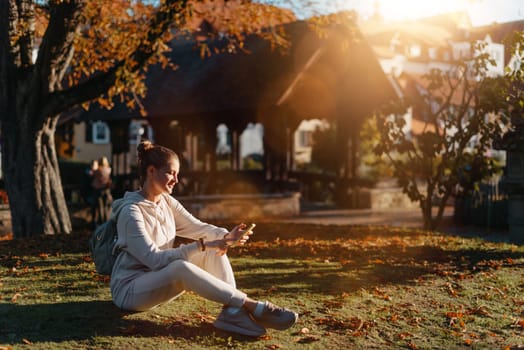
[1,222,523,349]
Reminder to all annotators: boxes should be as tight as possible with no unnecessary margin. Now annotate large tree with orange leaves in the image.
[0,0,301,237]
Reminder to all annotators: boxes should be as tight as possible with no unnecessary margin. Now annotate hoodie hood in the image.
[110,191,152,220]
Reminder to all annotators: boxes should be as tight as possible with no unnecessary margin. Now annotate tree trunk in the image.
[2,112,71,237]
[420,198,433,231]
[434,193,450,230]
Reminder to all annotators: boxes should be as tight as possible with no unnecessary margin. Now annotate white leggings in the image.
[119,251,247,311]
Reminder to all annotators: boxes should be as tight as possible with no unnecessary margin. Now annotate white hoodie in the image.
[109,191,228,304]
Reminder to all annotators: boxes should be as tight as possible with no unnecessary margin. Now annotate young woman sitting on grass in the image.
[109,140,298,337]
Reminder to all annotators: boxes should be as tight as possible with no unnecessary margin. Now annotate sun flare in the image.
[360,0,473,21]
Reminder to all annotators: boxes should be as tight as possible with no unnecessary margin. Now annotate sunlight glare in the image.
[356,0,473,21]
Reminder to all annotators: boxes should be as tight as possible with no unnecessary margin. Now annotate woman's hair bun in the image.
[135,141,178,185]
[137,140,153,160]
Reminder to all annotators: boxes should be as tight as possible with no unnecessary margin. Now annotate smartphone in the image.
[245,223,256,234]
[228,223,256,247]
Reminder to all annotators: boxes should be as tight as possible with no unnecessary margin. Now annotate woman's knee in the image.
[167,259,198,277]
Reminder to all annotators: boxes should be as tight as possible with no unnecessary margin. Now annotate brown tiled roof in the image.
[397,71,477,133]
[471,20,524,65]
[361,20,452,47]
[360,11,473,48]
[402,72,471,106]
[472,20,524,42]
[411,117,438,135]
[360,12,524,65]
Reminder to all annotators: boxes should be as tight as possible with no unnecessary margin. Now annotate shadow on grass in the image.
[0,300,258,345]
[0,230,92,265]
[231,243,524,296]
[1,300,121,343]
[1,223,523,341]
[0,222,517,259]
[2,223,523,298]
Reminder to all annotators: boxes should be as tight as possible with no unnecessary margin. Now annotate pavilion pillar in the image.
[334,116,358,207]
[231,130,240,171]
[286,127,293,173]
[184,132,199,171]
[108,119,131,176]
[350,128,359,179]
[202,124,217,172]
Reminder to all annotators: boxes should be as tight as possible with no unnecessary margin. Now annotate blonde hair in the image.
[99,156,110,167]
[137,141,179,185]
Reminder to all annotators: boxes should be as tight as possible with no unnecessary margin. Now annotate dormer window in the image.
[428,47,437,60]
[409,45,421,58]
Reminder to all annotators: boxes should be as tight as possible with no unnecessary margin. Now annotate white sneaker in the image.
[251,301,298,330]
[213,306,266,337]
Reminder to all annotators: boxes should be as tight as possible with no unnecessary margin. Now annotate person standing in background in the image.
[81,159,99,225]
[91,156,112,225]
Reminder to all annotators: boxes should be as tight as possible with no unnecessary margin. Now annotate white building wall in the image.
[72,123,112,163]
[240,123,264,158]
[294,119,328,164]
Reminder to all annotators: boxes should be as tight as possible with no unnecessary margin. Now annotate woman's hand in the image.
[224,223,255,247]
[202,223,255,256]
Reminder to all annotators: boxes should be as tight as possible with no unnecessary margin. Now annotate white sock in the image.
[253,301,266,317]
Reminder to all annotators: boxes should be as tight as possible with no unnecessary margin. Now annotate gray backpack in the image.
[89,219,119,275]
[88,200,133,275]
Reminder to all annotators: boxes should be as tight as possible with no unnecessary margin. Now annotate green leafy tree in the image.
[504,31,524,127]
[359,116,394,182]
[373,42,513,230]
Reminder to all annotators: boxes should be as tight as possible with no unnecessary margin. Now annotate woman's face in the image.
[150,158,180,194]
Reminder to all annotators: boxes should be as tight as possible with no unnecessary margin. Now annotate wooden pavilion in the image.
[74,20,398,201]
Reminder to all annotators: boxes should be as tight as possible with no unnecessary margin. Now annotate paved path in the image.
[281,208,447,228]
[280,206,509,237]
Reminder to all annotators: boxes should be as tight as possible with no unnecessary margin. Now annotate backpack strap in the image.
[110,198,140,253]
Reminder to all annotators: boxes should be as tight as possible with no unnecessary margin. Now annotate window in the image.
[129,120,154,144]
[409,45,421,58]
[298,130,313,148]
[90,121,110,144]
[129,122,144,145]
[428,47,437,60]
